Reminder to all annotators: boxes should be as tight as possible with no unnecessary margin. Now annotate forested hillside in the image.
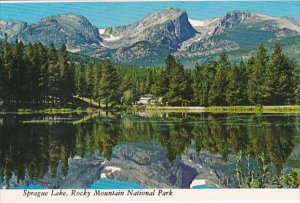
[0,36,299,108]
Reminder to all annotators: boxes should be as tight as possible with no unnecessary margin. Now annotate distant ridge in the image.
[1,8,300,66]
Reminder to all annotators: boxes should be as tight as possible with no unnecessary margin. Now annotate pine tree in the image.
[154,68,168,100]
[12,40,25,104]
[31,43,42,103]
[208,54,229,106]
[264,43,296,104]
[247,44,269,105]
[84,64,94,99]
[1,34,13,105]
[98,59,120,109]
[48,43,60,105]
[225,63,247,105]
[160,55,177,100]
[65,62,75,103]
[294,68,300,105]
[120,73,134,105]
[92,64,102,105]
[57,44,74,104]
[0,38,3,102]
[192,62,202,105]
[75,64,84,96]
[199,60,218,106]
[208,66,226,105]
[36,43,49,104]
[165,59,188,106]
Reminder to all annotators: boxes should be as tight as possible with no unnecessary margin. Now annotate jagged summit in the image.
[1,13,102,52]
[212,10,255,35]
[0,8,299,64]
[38,13,95,29]
[101,7,196,53]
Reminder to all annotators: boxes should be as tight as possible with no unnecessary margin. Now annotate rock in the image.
[1,14,101,51]
[1,9,300,65]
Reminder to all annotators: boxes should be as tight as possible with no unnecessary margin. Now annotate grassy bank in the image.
[145,106,205,112]
[144,105,300,113]
[2,105,300,114]
[206,105,300,113]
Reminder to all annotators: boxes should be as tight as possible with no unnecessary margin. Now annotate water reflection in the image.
[0,112,299,188]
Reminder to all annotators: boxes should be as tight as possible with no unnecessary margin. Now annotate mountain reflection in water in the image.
[0,112,299,189]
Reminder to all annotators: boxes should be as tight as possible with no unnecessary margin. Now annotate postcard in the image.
[0,0,299,202]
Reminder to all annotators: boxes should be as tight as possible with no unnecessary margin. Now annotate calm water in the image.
[0,112,299,189]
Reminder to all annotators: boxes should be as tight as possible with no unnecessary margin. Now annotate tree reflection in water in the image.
[0,112,298,187]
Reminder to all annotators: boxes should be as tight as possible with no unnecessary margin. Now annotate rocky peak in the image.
[212,10,254,35]
[0,20,29,40]
[224,10,253,22]
[103,8,196,51]
[142,7,186,23]
[21,13,101,51]
[39,14,92,28]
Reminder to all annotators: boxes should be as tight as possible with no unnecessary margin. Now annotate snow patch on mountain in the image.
[99,28,121,42]
[99,28,105,35]
[103,34,120,42]
[188,18,205,27]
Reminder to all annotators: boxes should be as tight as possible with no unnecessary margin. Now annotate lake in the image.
[0,111,299,189]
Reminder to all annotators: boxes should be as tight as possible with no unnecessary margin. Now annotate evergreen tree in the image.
[48,43,60,105]
[199,60,218,106]
[0,40,299,108]
[153,68,168,99]
[120,74,134,105]
[36,43,49,103]
[264,43,296,105]
[294,69,300,105]
[98,59,120,109]
[84,64,94,99]
[208,54,229,106]
[55,44,75,104]
[160,55,176,99]
[92,64,102,105]
[225,64,247,105]
[12,40,25,104]
[0,43,2,102]
[165,57,188,106]
[65,62,75,103]
[247,44,269,105]
[2,37,13,105]
[208,66,226,105]
[31,43,42,103]
[192,62,202,105]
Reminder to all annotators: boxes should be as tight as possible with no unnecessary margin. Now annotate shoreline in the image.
[0,107,101,115]
[2,105,300,114]
[144,105,300,113]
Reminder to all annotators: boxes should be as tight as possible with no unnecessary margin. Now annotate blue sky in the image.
[0,1,299,28]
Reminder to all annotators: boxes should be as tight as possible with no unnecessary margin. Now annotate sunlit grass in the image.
[145,105,300,113]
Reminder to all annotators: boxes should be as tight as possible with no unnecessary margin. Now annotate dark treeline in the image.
[0,38,76,106]
[152,43,297,106]
[74,43,300,106]
[0,37,119,108]
[86,43,299,106]
[0,37,299,107]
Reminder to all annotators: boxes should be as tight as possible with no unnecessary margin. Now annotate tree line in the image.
[0,37,75,106]
[0,37,299,108]
[163,44,297,106]
[0,37,119,108]
[75,43,299,106]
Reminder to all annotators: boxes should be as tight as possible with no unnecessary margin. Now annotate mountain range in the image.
[1,8,300,66]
